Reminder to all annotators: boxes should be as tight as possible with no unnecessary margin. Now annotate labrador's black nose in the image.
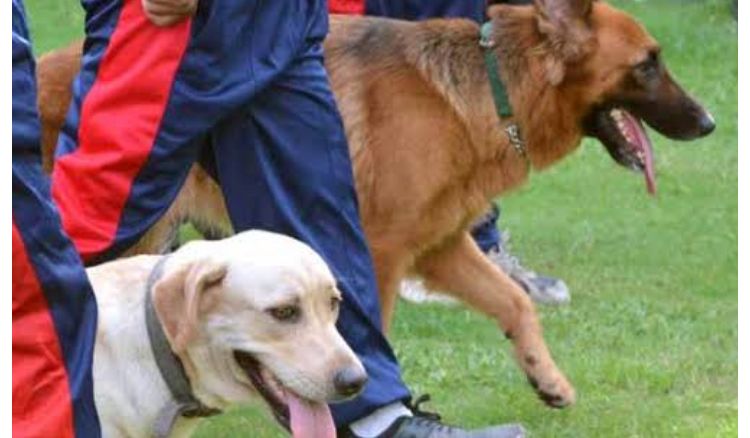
[333,366,368,398]
[698,111,716,136]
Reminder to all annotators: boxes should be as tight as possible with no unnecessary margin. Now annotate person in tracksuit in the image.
[47,0,523,437]
[330,0,571,306]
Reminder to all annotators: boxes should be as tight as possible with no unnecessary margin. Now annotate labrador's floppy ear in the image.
[533,0,595,84]
[152,258,228,353]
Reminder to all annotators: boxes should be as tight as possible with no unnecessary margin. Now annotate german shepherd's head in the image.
[489,0,715,193]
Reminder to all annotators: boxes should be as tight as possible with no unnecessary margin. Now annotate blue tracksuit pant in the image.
[12,1,101,436]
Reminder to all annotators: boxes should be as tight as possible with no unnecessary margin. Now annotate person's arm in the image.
[142,0,197,26]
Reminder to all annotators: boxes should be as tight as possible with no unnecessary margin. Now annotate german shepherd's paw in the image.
[526,372,575,408]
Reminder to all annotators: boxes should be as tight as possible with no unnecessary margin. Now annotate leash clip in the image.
[504,123,529,166]
[479,37,496,49]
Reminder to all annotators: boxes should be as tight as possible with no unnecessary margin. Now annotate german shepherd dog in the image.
[37,0,714,408]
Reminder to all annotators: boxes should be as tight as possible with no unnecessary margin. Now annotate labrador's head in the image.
[152,230,366,436]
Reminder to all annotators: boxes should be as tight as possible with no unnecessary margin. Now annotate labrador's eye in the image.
[268,305,300,322]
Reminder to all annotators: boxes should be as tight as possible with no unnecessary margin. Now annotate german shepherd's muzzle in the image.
[583,52,714,193]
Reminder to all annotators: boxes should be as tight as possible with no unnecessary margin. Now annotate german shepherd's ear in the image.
[533,0,595,85]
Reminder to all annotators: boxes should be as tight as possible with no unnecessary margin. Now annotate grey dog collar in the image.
[144,256,221,438]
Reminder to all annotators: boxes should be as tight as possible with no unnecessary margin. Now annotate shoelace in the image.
[408,394,442,421]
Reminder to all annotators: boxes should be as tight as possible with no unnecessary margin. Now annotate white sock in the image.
[349,402,413,437]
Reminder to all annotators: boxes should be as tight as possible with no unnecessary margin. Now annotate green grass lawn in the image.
[24,0,737,436]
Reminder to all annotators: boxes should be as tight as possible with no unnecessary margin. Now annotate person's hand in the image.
[142,0,198,27]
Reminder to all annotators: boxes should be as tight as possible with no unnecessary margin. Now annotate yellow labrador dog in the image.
[88,230,367,437]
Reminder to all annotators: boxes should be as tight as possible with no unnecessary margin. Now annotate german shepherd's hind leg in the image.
[415,232,575,408]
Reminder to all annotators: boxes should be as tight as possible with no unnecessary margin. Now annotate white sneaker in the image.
[485,233,570,305]
[398,234,570,306]
[398,277,458,305]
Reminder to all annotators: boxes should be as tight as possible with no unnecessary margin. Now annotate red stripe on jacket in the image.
[329,0,365,14]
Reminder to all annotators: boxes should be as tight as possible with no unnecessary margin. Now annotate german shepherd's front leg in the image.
[415,232,575,408]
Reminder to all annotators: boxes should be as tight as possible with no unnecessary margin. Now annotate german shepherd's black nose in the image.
[334,366,368,397]
[698,111,716,137]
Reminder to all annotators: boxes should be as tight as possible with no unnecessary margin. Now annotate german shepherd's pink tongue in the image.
[620,110,657,195]
[286,393,336,438]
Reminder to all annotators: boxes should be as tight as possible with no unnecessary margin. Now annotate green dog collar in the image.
[479,21,514,118]
[479,21,529,166]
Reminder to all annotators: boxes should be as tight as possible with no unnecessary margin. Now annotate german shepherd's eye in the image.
[634,50,660,78]
[267,305,300,322]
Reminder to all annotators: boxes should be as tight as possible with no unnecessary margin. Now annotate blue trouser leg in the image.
[211,38,410,426]
[55,0,334,261]
[471,204,502,253]
[12,1,101,436]
[13,159,102,438]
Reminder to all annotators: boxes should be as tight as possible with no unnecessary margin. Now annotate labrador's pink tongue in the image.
[286,393,335,438]
[621,111,657,195]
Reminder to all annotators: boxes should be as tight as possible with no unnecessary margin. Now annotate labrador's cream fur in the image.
[88,230,364,437]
